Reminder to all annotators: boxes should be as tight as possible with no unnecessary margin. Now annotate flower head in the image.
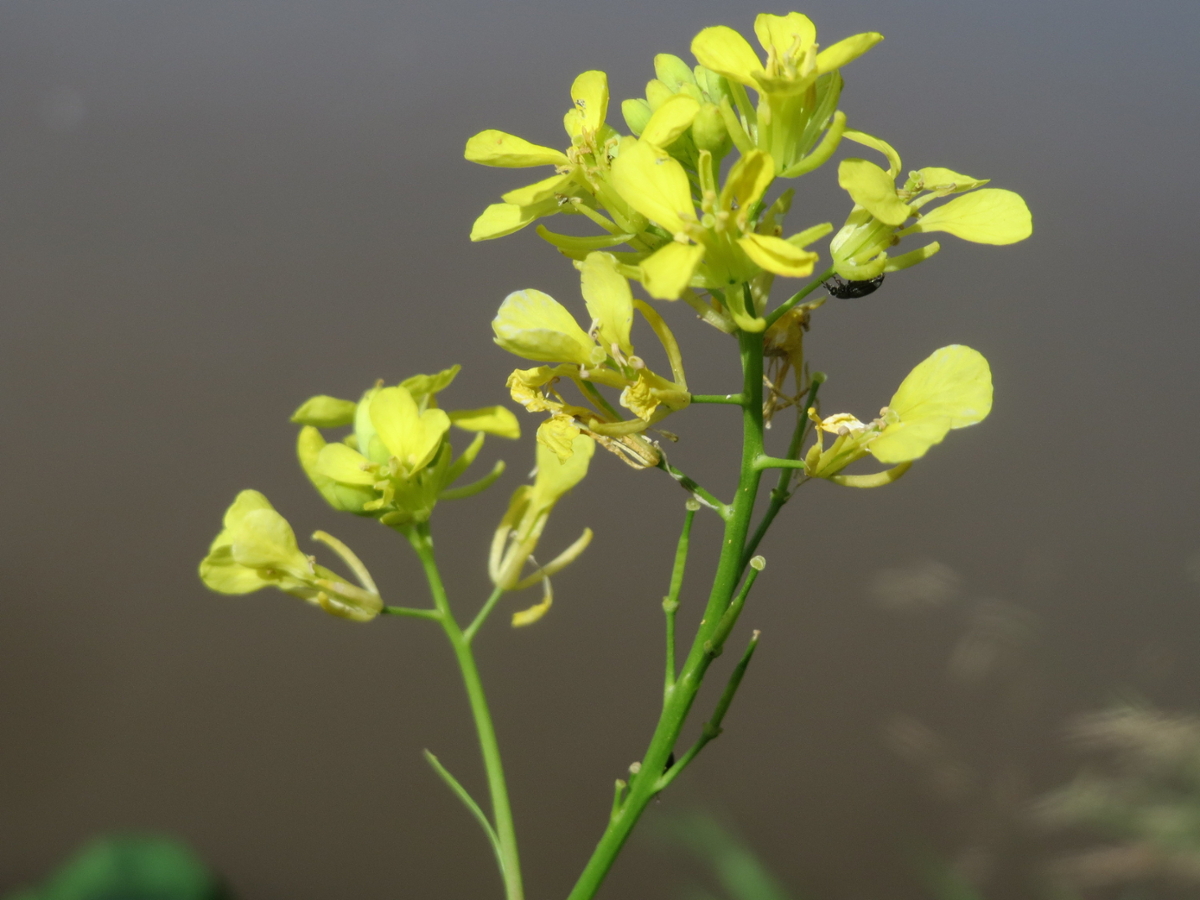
[829,131,1032,280]
[805,345,993,486]
[691,13,881,175]
[494,253,690,466]
[292,366,519,526]
[199,490,383,622]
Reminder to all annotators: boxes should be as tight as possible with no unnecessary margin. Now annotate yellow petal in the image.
[470,198,559,241]
[639,241,705,300]
[842,129,902,177]
[532,429,595,498]
[737,232,819,277]
[315,442,377,485]
[229,508,309,575]
[902,189,1032,245]
[493,289,600,365]
[838,158,911,226]
[511,578,553,627]
[449,406,521,440]
[720,150,775,223]
[816,32,884,74]
[565,70,609,139]
[691,25,764,87]
[913,167,989,194]
[200,545,272,594]
[869,345,993,464]
[640,94,700,148]
[754,13,816,57]
[580,251,635,356]
[501,172,575,206]
[610,140,695,234]
[370,386,451,471]
[464,130,569,167]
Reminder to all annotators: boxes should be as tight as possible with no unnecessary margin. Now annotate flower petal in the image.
[371,386,450,471]
[316,442,377,485]
[720,149,775,222]
[229,508,308,574]
[532,430,595,500]
[610,140,694,235]
[903,189,1032,245]
[449,406,521,440]
[838,158,911,226]
[640,94,700,148]
[565,70,609,139]
[501,172,575,207]
[493,289,600,365]
[470,198,560,241]
[816,32,884,74]
[692,25,765,87]
[200,545,273,594]
[290,395,357,428]
[580,251,635,356]
[639,241,705,300]
[399,365,461,402]
[737,232,819,277]
[464,130,570,167]
[869,345,993,464]
[754,13,817,58]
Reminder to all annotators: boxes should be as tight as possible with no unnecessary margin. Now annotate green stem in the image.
[763,266,834,329]
[656,630,760,792]
[690,393,744,404]
[742,378,822,567]
[566,327,767,900]
[464,584,506,645]
[409,524,524,900]
[381,605,442,621]
[663,503,698,695]
[655,457,729,518]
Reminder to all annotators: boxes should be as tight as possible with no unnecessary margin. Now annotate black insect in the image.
[824,273,884,299]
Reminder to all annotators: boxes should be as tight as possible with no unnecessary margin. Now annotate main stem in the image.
[565,328,766,900]
[411,523,524,900]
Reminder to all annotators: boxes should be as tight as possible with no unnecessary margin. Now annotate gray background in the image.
[1,1,1198,898]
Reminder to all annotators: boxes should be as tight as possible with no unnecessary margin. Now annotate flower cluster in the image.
[494,252,688,466]
[200,368,594,624]
[293,365,518,526]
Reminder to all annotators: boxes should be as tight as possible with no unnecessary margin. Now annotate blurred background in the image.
[2,1,1198,898]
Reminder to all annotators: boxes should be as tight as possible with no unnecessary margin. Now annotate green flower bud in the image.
[691,102,731,159]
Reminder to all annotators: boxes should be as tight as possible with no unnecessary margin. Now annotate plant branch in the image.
[423,750,505,878]
[657,630,761,792]
[663,502,698,694]
[409,524,524,900]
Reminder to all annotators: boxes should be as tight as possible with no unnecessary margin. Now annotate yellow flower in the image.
[494,254,690,464]
[489,435,595,626]
[199,490,383,622]
[610,140,828,326]
[830,131,1032,280]
[465,71,648,241]
[805,345,993,486]
[691,13,882,175]
[294,367,518,525]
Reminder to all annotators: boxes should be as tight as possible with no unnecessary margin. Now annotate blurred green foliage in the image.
[4,835,229,900]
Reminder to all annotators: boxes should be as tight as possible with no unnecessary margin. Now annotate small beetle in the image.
[824,273,885,299]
